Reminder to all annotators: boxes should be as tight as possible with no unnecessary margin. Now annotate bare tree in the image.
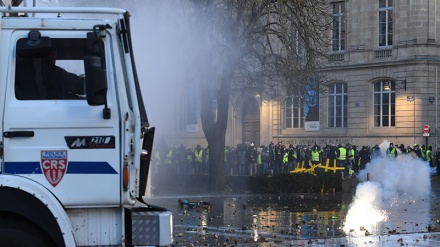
[183,0,332,192]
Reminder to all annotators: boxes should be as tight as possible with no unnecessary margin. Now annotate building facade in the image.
[254,0,440,149]
[168,0,440,150]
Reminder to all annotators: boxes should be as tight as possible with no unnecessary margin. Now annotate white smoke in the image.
[343,140,431,236]
[343,181,388,235]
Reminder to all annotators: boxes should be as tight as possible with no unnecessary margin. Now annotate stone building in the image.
[166,0,440,150]
[238,0,440,149]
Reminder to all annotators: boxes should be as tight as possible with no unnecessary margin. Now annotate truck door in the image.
[3,30,121,206]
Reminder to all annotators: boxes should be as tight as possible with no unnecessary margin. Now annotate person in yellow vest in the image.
[386,143,398,159]
[310,145,321,169]
[193,144,204,174]
[336,144,347,176]
[426,146,434,167]
[282,147,289,173]
[256,147,262,175]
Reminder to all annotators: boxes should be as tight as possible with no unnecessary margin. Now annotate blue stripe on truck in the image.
[4,161,118,174]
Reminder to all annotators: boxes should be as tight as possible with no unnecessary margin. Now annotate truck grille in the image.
[125,206,173,246]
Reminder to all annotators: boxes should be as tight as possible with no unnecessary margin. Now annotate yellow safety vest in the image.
[426,150,432,162]
[194,149,203,163]
[311,150,320,162]
[387,148,397,158]
[348,149,354,161]
[337,148,346,160]
[291,150,297,159]
[283,152,288,163]
[257,152,262,165]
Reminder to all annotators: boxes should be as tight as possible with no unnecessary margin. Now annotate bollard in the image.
[367,172,370,181]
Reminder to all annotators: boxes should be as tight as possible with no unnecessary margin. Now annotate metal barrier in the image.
[290,159,345,175]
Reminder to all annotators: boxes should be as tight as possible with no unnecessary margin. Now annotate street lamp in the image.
[384,79,407,91]
[407,95,415,144]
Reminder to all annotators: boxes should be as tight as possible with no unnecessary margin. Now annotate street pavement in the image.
[145,175,440,246]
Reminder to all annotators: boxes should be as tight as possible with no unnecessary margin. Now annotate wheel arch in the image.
[0,176,76,247]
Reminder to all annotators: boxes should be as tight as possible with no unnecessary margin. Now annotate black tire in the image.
[0,214,57,247]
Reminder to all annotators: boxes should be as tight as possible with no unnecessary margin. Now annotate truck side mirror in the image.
[84,56,107,106]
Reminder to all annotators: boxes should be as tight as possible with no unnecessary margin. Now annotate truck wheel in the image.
[0,214,56,247]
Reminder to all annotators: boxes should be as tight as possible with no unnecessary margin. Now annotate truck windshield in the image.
[15,38,92,100]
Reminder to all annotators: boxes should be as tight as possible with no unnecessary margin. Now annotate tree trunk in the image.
[201,73,232,193]
[207,134,225,193]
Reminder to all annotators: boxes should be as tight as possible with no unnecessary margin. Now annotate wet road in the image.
[145,176,440,246]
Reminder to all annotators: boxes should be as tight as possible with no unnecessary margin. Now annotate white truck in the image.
[0,1,173,247]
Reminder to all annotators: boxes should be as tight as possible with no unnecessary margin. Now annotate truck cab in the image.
[0,4,172,247]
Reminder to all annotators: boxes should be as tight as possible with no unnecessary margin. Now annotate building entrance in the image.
[242,98,260,147]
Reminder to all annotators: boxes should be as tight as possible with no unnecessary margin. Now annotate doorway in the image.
[242,98,260,147]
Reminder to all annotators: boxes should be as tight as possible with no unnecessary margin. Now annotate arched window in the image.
[328,83,347,128]
[374,80,395,127]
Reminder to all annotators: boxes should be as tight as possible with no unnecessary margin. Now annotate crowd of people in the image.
[152,141,440,176]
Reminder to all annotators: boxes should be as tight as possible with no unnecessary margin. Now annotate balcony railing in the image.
[374,48,392,58]
[329,53,345,62]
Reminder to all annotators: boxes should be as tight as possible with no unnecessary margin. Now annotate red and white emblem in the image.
[41,150,68,187]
